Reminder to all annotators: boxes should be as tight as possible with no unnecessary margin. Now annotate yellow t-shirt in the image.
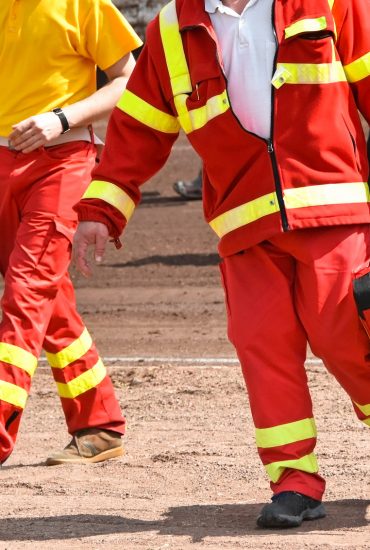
[0,0,142,136]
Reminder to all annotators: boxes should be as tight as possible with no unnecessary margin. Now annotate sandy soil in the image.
[0,135,370,549]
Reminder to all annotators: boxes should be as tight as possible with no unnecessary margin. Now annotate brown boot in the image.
[45,428,124,465]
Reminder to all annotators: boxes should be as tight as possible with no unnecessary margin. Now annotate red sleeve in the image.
[333,0,370,123]
[74,17,180,238]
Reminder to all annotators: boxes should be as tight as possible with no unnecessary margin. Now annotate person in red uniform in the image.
[74,0,370,528]
[0,0,142,466]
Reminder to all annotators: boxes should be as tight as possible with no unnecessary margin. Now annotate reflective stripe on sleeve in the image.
[255,418,317,449]
[82,180,136,222]
[0,380,28,409]
[265,453,319,483]
[56,359,107,399]
[45,328,93,369]
[117,90,180,134]
[0,342,37,377]
[344,52,370,83]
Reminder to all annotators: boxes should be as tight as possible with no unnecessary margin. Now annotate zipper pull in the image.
[195,84,200,101]
[109,237,122,250]
[267,139,274,153]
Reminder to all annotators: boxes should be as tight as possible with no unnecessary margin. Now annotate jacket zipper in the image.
[269,0,289,231]
[182,15,290,231]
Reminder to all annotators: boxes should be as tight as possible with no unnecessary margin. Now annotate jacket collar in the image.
[177,0,215,30]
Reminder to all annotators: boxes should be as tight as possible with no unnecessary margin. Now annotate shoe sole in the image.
[45,446,124,466]
[257,503,326,528]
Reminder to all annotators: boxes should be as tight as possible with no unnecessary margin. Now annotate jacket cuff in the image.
[74,199,126,239]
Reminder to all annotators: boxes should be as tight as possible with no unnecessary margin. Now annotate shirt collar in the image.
[205,0,259,15]
[205,0,227,14]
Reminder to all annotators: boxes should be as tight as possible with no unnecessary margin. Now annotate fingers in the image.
[74,236,92,278]
[10,133,44,153]
[95,232,107,263]
[9,113,61,152]
[73,222,109,277]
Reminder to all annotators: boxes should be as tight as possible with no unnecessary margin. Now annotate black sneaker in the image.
[257,491,326,528]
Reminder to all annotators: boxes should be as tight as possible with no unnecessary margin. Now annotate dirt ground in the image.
[0,135,370,549]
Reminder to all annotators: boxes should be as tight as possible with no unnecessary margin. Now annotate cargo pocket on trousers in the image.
[352,262,370,340]
[30,217,77,295]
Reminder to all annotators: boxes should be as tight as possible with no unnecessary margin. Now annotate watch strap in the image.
[52,108,70,134]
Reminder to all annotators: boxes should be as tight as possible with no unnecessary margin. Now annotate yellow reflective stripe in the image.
[159,0,192,96]
[159,1,229,133]
[328,0,335,9]
[56,359,107,399]
[83,180,135,222]
[285,17,327,39]
[45,328,92,369]
[0,342,37,377]
[275,61,346,85]
[209,192,279,238]
[355,401,370,416]
[362,418,370,427]
[0,380,28,409]
[176,91,230,134]
[265,453,319,483]
[344,52,370,83]
[117,90,180,134]
[209,182,369,239]
[256,418,317,449]
[284,182,370,209]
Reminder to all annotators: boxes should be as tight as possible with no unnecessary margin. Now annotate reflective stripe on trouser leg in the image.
[219,244,325,501]
[43,275,125,435]
[0,215,72,462]
[285,226,370,429]
[0,143,97,462]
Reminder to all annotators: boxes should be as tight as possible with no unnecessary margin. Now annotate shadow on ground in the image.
[0,500,368,542]
[108,253,220,268]
[140,190,190,207]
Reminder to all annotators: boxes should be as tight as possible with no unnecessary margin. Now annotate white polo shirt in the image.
[205,0,276,139]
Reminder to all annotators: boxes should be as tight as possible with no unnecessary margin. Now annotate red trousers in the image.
[0,142,125,463]
[220,225,370,501]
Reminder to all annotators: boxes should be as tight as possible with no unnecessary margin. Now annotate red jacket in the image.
[76,0,370,257]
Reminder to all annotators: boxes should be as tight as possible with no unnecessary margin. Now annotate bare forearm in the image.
[62,75,129,129]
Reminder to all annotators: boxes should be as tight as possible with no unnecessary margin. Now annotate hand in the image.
[73,221,109,278]
[8,112,66,153]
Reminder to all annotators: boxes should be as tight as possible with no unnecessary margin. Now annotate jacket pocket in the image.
[284,15,335,41]
[299,31,333,40]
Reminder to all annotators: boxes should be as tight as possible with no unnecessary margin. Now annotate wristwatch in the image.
[52,108,70,134]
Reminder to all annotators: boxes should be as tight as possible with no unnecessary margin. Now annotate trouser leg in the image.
[43,276,125,435]
[220,243,325,501]
[0,143,124,463]
[290,225,370,426]
[0,214,73,462]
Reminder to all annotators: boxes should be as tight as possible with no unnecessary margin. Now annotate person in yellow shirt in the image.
[0,0,142,466]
